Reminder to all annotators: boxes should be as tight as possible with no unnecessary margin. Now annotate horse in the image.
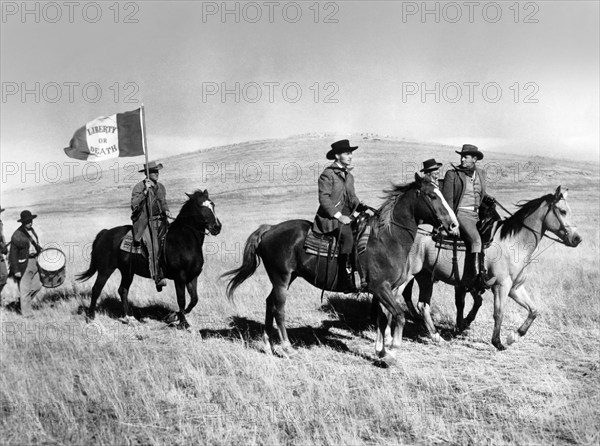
[377,185,582,352]
[222,173,459,361]
[77,189,222,329]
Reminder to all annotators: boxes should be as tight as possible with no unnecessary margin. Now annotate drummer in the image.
[8,210,43,317]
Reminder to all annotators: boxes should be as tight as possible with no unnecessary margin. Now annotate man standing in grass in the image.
[0,207,8,302]
[8,210,43,317]
[131,161,170,292]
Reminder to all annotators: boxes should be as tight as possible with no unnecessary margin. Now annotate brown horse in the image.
[378,186,582,352]
[223,174,459,360]
[77,190,222,329]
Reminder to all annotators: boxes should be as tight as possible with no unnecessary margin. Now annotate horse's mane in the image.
[377,181,416,233]
[499,194,554,239]
[177,190,206,220]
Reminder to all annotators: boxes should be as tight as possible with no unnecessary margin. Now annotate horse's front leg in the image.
[184,277,199,314]
[507,285,538,346]
[454,285,466,331]
[491,281,510,350]
[463,291,483,329]
[375,304,389,358]
[174,280,190,330]
[372,281,404,362]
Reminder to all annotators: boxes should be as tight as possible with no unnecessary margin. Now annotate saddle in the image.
[119,231,146,256]
[303,229,339,258]
[119,222,169,260]
[303,213,373,259]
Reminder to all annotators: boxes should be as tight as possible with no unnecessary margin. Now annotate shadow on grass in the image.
[75,295,175,324]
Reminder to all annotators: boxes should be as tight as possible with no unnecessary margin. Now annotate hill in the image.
[1,135,598,445]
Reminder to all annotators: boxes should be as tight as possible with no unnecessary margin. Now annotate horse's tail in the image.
[76,229,108,282]
[222,224,272,301]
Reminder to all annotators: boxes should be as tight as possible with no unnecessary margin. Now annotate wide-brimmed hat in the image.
[139,161,163,173]
[18,210,37,224]
[455,144,484,160]
[420,158,443,172]
[326,140,358,160]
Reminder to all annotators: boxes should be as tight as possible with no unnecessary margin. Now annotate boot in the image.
[336,254,356,293]
[155,267,166,292]
[474,253,495,292]
[461,252,477,291]
[353,251,368,291]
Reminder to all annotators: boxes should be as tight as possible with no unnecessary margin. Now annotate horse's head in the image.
[184,189,222,236]
[543,186,582,247]
[414,173,459,235]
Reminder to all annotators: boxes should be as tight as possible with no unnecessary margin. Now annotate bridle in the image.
[540,197,572,245]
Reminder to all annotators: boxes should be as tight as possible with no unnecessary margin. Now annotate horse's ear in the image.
[414,172,422,184]
[203,189,208,196]
[554,186,563,201]
[185,193,192,198]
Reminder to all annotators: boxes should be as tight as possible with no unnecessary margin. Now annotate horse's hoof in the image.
[119,315,137,325]
[375,352,397,367]
[506,331,520,345]
[281,344,297,358]
[85,313,95,323]
[493,341,507,351]
[177,322,191,331]
[431,333,443,344]
[164,312,178,325]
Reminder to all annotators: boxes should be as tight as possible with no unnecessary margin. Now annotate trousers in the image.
[457,209,482,253]
[18,258,42,316]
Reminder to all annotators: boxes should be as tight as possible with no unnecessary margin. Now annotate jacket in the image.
[8,226,41,277]
[312,163,360,234]
[441,165,488,213]
[131,180,170,242]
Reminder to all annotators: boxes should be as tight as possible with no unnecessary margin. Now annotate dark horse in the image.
[78,189,222,328]
[223,174,459,361]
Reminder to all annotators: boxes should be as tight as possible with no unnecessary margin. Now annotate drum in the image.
[37,248,66,288]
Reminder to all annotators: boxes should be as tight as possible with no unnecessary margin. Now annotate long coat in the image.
[441,165,488,213]
[131,180,170,242]
[313,163,360,234]
[8,226,41,277]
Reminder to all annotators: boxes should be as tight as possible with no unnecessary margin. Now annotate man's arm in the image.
[131,181,147,211]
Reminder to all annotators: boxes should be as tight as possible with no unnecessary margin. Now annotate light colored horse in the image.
[376,186,582,355]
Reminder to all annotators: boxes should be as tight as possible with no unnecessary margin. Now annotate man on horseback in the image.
[313,139,366,291]
[131,161,170,291]
[420,158,443,186]
[441,144,494,292]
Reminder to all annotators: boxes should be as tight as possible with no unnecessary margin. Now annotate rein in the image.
[496,198,568,246]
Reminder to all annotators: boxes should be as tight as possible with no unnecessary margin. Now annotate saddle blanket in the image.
[119,231,146,256]
[303,230,339,258]
[432,231,493,252]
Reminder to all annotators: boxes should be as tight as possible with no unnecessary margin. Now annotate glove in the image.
[356,202,368,213]
[484,195,496,205]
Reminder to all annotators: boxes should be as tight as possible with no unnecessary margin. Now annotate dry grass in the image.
[1,135,598,445]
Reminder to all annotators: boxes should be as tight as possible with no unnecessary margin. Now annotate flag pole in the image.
[140,103,157,281]
[140,104,150,178]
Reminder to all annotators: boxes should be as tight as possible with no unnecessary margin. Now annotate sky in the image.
[1,1,599,189]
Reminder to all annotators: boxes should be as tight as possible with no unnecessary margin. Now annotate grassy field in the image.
[1,135,599,445]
